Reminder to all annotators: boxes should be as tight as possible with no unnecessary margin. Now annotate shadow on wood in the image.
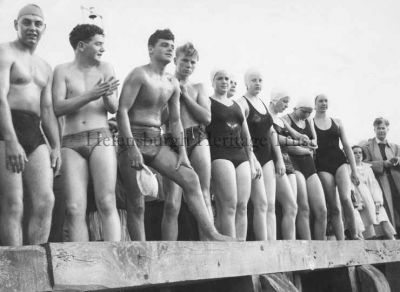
[259,273,298,292]
[356,265,390,292]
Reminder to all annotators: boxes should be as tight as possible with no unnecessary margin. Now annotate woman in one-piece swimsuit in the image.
[313,94,360,240]
[207,69,259,240]
[283,100,327,240]
[237,69,285,240]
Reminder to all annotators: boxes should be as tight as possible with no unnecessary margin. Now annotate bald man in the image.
[0,4,60,245]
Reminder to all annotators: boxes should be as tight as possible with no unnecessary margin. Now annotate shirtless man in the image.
[53,24,121,241]
[117,29,229,241]
[161,42,213,240]
[0,4,60,246]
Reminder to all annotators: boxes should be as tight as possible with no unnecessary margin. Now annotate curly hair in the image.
[148,29,174,47]
[69,24,104,50]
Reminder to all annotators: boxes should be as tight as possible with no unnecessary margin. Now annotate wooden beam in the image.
[0,245,51,292]
[48,240,400,290]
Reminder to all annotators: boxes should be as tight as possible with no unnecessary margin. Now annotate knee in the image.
[2,197,23,219]
[127,196,145,217]
[253,199,268,215]
[315,206,328,221]
[220,201,237,217]
[236,201,248,216]
[96,194,117,215]
[181,171,201,195]
[329,205,341,217]
[66,202,86,220]
[163,199,181,219]
[34,193,55,217]
[283,202,298,218]
[297,203,310,216]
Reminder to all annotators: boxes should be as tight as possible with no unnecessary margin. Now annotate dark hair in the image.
[148,29,174,47]
[351,145,365,160]
[373,117,390,127]
[175,42,199,60]
[69,24,104,50]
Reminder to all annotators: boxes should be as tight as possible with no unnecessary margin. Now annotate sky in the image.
[1,0,400,145]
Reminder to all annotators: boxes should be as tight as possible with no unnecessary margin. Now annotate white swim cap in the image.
[136,165,158,198]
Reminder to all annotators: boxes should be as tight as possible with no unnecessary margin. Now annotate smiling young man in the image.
[117,29,230,241]
[52,24,121,242]
[161,42,213,240]
[0,4,61,245]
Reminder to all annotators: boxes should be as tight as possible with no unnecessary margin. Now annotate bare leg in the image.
[306,174,327,240]
[263,161,276,240]
[381,222,395,240]
[118,150,145,241]
[295,171,311,240]
[0,142,23,246]
[276,173,297,240]
[62,148,90,242]
[90,145,121,241]
[190,139,213,221]
[318,171,344,240]
[161,179,182,240]
[23,145,55,244]
[235,161,251,241]
[335,165,358,238]
[151,147,232,241]
[211,159,237,237]
[250,174,268,240]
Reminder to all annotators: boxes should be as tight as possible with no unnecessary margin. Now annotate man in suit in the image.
[363,117,400,233]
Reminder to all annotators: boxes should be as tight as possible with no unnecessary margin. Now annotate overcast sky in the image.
[1,0,400,145]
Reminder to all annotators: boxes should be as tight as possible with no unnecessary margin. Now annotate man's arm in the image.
[180,83,211,125]
[116,68,143,169]
[41,63,61,174]
[168,79,190,169]
[102,63,119,114]
[0,46,27,173]
[52,64,114,117]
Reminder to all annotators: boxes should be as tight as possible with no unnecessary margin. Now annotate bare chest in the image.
[140,77,175,107]
[10,58,48,88]
[65,69,105,98]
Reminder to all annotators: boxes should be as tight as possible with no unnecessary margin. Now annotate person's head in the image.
[293,98,313,120]
[244,69,262,96]
[211,69,229,95]
[352,145,364,164]
[373,117,390,141]
[270,89,290,113]
[174,42,198,78]
[69,24,105,61]
[148,29,175,63]
[14,4,45,48]
[227,75,237,98]
[314,94,328,112]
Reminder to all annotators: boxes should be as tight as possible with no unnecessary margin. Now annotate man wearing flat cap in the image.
[0,4,60,245]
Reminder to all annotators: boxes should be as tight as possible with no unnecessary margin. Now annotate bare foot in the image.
[204,231,238,241]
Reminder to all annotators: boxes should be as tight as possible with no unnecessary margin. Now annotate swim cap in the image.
[17,4,44,19]
[136,165,158,198]
[295,97,313,109]
[270,88,289,104]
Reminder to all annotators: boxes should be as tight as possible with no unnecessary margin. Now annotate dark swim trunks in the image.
[118,126,164,164]
[62,127,113,160]
[165,125,208,158]
[0,109,45,156]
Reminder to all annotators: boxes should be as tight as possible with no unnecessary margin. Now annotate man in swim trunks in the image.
[161,42,213,240]
[0,4,61,245]
[117,29,230,241]
[53,24,121,241]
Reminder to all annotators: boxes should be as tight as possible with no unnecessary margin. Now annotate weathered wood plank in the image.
[0,245,51,292]
[49,240,400,290]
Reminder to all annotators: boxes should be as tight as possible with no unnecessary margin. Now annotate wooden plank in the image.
[48,240,400,290]
[0,245,51,292]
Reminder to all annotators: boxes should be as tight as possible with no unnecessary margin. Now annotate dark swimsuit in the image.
[62,127,113,160]
[314,118,347,175]
[244,97,273,166]
[272,122,295,174]
[206,98,248,168]
[0,110,45,156]
[287,116,317,179]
